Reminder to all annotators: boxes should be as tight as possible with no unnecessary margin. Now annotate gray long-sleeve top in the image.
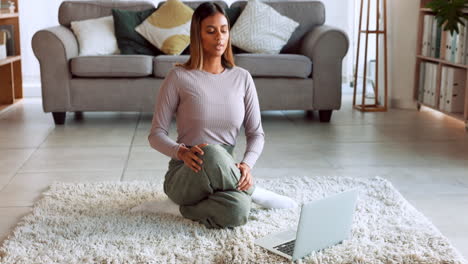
[148,65,265,169]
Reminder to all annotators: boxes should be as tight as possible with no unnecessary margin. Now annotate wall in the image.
[342,0,420,110]
[387,0,419,109]
[19,0,62,97]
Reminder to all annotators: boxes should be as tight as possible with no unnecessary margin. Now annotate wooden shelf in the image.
[0,55,20,66]
[417,101,465,121]
[414,1,468,131]
[419,8,468,13]
[0,0,22,109]
[420,8,434,13]
[416,55,468,69]
[0,98,21,113]
[0,12,18,19]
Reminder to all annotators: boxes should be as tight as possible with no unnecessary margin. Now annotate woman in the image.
[131,2,297,229]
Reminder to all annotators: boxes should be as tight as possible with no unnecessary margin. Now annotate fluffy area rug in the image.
[0,176,466,264]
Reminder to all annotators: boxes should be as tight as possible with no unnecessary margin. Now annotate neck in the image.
[203,55,224,74]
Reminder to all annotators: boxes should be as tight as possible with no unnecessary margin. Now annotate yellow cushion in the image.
[135,0,193,55]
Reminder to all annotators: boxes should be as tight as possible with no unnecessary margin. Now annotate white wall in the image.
[19,0,62,97]
[320,0,353,83]
[387,0,419,109]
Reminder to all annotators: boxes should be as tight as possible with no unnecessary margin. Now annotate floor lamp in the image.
[353,0,388,112]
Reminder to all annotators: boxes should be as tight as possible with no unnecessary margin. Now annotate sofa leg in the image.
[305,110,314,120]
[74,111,83,120]
[319,110,332,123]
[52,112,66,125]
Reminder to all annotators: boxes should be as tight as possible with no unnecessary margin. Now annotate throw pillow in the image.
[230,0,299,54]
[225,6,242,28]
[225,6,245,54]
[135,0,193,55]
[112,8,162,56]
[70,16,120,56]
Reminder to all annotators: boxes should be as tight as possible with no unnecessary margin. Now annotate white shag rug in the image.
[0,176,466,264]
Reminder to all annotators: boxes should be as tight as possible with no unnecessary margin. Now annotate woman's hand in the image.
[236,162,253,191]
[178,143,209,173]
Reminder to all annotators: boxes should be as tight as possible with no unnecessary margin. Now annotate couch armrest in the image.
[300,25,349,110]
[32,25,78,112]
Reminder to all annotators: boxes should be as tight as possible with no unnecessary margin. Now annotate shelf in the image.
[419,8,434,13]
[420,8,468,13]
[0,0,21,109]
[414,0,468,131]
[0,98,21,113]
[0,55,21,67]
[416,55,468,69]
[0,12,18,19]
[417,101,465,121]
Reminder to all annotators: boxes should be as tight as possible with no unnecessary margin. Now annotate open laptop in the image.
[254,189,359,261]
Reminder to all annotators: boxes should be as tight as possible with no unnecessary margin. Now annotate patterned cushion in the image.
[112,8,162,56]
[230,0,299,54]
[135,0,193,55]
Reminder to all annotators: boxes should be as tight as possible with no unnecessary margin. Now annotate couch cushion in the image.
[112,8,162,56]
[153,54,311,78]
[135,0,193,55]
[157,1,228,12]
[230,0,325,54]
[153,55,190,77]
[158,1,229,55]
[59,1,155,27]
[70,16,120,56]
[231,0,299,54]
[71,55,153,77]
[234,54,311,78]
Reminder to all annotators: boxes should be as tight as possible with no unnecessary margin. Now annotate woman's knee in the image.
[201,144,231,163]
[200,144,236,177]
[214,194,251,228]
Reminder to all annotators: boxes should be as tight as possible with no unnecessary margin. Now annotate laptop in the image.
[254,189,359,261]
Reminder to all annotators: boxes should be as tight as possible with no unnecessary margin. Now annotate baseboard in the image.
[390,98,417,110]
[23,79,41,97]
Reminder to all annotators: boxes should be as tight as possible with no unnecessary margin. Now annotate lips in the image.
[216,44,224,50]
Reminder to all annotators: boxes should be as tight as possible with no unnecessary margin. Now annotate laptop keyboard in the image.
[273,240,296,256]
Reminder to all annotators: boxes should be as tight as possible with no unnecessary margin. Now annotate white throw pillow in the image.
[230,0,299,54]
[71,16,120,56]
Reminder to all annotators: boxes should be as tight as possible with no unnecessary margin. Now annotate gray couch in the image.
[32,0,349,125]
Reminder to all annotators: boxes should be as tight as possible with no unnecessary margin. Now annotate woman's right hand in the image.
[177,143,209,173]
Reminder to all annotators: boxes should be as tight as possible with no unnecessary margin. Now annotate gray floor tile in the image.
[0,171,122,207]
[0,207,32,243]
[18,147,129,173]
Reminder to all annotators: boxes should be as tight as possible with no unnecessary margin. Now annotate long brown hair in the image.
[174,2,236,70]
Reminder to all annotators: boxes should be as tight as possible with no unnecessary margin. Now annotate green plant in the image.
[426,0,468,35]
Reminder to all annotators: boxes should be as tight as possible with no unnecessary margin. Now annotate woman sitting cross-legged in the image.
[130,1,297,229]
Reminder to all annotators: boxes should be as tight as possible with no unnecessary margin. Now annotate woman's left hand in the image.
[235,162,253,191]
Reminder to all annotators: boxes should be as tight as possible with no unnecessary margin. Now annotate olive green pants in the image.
[163,144,255,229]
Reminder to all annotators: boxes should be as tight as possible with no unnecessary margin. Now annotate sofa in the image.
[32,0,349,125]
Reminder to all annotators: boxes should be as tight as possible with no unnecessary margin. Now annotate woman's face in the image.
[200,12,229,58]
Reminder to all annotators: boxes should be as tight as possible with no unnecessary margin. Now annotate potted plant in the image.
[426,0,468,35]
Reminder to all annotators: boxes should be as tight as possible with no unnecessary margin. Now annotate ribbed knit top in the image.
[148,65,265,169]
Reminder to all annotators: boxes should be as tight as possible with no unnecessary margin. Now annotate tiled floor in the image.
[0,95,467,259]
